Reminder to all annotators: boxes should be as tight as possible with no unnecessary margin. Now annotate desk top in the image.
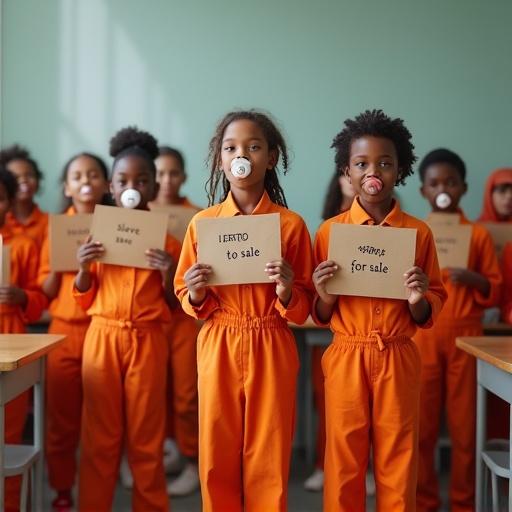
[456,336,512,374]
[0,334,65,371]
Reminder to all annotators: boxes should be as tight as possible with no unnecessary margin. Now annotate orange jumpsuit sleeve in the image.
[501,242,512,323]
[273,215,313,324]
[72,263,99,311]
[174,218,221,319]
[37,235,51,287]
[470,225,502,308]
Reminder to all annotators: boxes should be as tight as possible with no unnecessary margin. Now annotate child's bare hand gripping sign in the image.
[0,285,27,307]
[404,265,431,324]
[75,235,104,292]
[265,258,294,307]
[184,263,212,306]
[146,248,179,309]
[312,260,339,323]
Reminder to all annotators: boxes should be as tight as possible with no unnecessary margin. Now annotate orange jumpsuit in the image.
[73,234,181,512]
[502,242,512,323]
[313,198,447,512]
[6,204,48,250]
[0,224,47,512]
[414,213,501,512]
[37,207,91,493]
[311,346,327,469]
[174,191,314,512]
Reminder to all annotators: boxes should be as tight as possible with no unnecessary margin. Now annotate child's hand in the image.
[77,235,104,272]
[446,268,476,286]
[184,263,212,305]
[0,286,27,307]
[145,249,173,275]
[404,266,429,304]
[312,260,338,306]
[266,259,294,306]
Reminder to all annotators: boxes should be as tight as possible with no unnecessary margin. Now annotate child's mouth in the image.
[18,183,30,193]
[80,185,93,196]
[435,192,452,209]
[362,177,383,195]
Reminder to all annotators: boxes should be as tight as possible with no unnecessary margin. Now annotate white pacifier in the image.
[120,188,141,208]
[230,157,252,178]
[18,183,30,193]
[435,192,452,209]
[80,185,93,196]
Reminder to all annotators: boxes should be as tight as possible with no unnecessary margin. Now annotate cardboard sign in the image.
[149,205,198,242]
[197,213,281,285]
[49,214,92,272]
[1,242,11,286]
[90,205,168,269]
[481,223,512,258]
[430,224,472,269]
[426,212,461,226]
[327,224,417,300]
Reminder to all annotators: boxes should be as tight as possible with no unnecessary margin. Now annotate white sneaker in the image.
[167,463,200,496]
[119,456,133,489]
[303,468,324,492]
[366,469,376,496]
[163,438,182,474]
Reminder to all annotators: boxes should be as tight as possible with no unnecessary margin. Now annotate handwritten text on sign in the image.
[327,224,417,299]
[429,224,471,269]
[196,213,281,285]
[49,214,92,272]
[91,205,168,269]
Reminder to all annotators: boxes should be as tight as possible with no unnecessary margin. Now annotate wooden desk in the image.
[0,334,65,510]
[456,336,512,512]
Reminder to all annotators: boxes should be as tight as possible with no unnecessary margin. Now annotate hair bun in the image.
[109,126,159,160]
[0,144,31,166]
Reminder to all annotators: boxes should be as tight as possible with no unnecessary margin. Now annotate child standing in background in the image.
[38,153,109,511]
[313,110,446,511]
[304,171,355,493]
[415,149,502,512]
[0,145,48,249]
[174,110,313,511]
[152,146,201,496]
[74,127,181,511]
[0,168,47,511]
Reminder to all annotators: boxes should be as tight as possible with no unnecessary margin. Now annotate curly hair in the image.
[0,144,43,182]
[206,110,289,207]
[331,109,417,186]
[109,126,159,177]
[418,148,466,183]
[0,167,18,200]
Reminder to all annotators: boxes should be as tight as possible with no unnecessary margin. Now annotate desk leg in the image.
[475,375,486,512]
[33,358,44,511]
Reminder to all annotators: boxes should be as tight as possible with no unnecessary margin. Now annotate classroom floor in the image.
[40,450,455,511]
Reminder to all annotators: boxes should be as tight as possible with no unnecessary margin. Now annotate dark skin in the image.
[74,155,178,309]
[185,119,294,307]
[7,159,39,223]
[0,182,27,308]
[420,162,490,296]
[313,136,431,325]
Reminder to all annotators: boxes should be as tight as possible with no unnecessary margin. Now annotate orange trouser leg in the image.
[46,318,88,492]
[197,317,298,512]
[323,335,420,512]
[312,346,326,469]
[164,312,199,458]
[78,320,169,512]
[1,313,29,512]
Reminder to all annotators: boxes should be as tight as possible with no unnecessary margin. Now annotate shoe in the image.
[167,462,200,496]
[366,469,376,496]
[163,438,182,474]
[119,456,133,489]
[303,468,324,492]
[52,490,73,512]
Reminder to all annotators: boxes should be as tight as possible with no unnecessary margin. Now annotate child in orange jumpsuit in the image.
[0,144,48,249]
[313,110,447,512]
[174,110,314,511]
[0,168,47,511]
[304,171,355,493]
[38,153,109,511]
[150,146,201,496]
[414,149,502,512]
[74,127,181,512]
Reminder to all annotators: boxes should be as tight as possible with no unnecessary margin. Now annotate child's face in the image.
[64,156,108,207]
[7,159,38,202]
[420,163,466,212]
[345,136,398,204]
[0,183,11,226]
[110,155,157,210]
[155,155,185,200]
[339,174,355,199]
[492,183,512,220]
[220,119,277,192]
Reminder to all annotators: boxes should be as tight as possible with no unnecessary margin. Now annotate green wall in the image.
[2,0,511,231]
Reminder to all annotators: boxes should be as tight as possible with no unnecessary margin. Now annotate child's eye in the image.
[223,146,235,152]
[355,162,366,169]
[249,145,260,151]
[380,161,392,168]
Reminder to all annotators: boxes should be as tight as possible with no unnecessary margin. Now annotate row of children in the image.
[0,108,510,511]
